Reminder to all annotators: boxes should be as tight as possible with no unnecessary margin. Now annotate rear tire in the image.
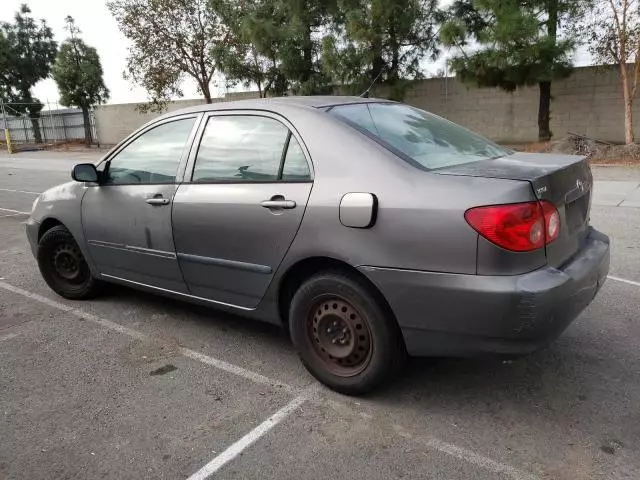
[37,225,100,300]
[289,271,406,395]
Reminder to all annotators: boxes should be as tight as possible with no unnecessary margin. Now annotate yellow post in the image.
[4,128,13,154]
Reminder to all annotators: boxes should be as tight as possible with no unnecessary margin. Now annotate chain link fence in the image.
[1,101,98,153]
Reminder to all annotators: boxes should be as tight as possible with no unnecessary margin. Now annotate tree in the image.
[441,0,591,141]
[277,0,338,95]
[0,4,57,143]
[107,0,221,111]
[52,17,109,145]
[322,0,440,100]
[217,0,337,96]
[210,0,283,97]
[586,0,639,144]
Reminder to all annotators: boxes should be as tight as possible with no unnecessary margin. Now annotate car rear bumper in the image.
[359,227,610,357]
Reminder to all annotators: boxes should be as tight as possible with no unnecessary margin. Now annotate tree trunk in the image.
[620,65,635,144]
[81,106,92,146]
[371,38,385,85]
[201,82,212,104]
[536,0,558,143]
[624,100,634,144]
[30,114,43,144]
[389,17,399,83]
[538,81,552,141]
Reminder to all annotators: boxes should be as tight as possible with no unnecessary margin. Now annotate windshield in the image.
[328,103,511,170]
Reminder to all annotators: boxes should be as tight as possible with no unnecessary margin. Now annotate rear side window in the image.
[192,115,311,183]
[281,136,311,181]
[329,103,510,170]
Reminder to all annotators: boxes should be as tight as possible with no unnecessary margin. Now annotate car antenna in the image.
[359,70,383,98]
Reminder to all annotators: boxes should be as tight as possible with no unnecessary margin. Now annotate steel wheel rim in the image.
[307,295,373,377]
[51,243,85,284]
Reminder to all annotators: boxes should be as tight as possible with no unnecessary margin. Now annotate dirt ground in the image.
[508,136,640,165]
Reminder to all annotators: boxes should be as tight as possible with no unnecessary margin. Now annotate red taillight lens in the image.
[465,201,560,252]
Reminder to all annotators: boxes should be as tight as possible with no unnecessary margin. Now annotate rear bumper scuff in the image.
[359,228,610,357]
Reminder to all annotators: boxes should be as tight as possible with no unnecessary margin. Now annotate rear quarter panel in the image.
[263,106,537,279]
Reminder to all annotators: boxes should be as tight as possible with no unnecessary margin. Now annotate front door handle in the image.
[146,197,170,206]
[261,199,296,209]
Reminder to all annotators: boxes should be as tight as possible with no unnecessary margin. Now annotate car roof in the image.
[161,95,395,118]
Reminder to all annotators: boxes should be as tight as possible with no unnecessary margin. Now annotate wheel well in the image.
[38,218,64,241]
[277,256,395,329]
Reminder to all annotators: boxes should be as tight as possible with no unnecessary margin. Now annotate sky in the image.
[1,0,210,106]
[2,0,592,107]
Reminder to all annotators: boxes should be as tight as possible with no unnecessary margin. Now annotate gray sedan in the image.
[26,97,610,395]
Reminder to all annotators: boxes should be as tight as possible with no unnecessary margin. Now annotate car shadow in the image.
[98,283,293,351]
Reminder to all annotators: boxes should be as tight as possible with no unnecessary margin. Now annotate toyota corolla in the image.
[26,97,610,395]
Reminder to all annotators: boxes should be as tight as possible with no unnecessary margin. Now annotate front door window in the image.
[105,118,196,185]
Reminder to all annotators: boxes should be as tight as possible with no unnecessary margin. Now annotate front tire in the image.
[37,225,100,300]
[289,271,406,395]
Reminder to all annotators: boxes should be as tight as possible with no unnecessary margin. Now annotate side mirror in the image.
[72,163,99,183]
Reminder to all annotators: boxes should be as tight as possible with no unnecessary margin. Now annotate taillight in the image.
[465,201,560,252]
[540,200,560,243]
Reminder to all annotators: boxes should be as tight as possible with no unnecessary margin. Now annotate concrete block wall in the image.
[94,65,639,145]
[402,65,639,143]
[94,91,260,146]
[94,98,207,146]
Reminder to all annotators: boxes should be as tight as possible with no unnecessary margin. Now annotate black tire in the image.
[289,270,406,395]
[37,225,101,300]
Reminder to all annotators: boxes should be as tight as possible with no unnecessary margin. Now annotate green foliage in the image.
[0,4,57,116]
[322,0,440,99]
[52,17,109,109]
[210,0,285,96]
[441,0,591,139]
[52,17,109,145]
[274,0,338,95]
[447,39,574,93]
[107,0,221,111]
[212,0,337,96]
[442,0,582,91]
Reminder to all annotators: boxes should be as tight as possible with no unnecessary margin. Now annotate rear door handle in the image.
[146,197,170,206]
[260,199,296,209]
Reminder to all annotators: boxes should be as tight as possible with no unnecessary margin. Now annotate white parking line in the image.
[180,348,295,392]
[186,392,310,480]
[0,207,29,215]
[0,280,294,392]
[0,188,40,195]
[394,426,538,480]
[608,275,640,288]
[0,279,544,479]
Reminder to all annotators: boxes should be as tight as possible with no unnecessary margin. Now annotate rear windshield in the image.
[327,103,511,170]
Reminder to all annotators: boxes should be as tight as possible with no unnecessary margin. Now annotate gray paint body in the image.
[26,96,610,357]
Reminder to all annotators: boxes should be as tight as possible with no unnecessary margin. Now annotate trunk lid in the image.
[436,152,593,267]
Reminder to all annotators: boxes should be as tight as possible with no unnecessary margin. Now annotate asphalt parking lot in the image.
[1,150,639,480]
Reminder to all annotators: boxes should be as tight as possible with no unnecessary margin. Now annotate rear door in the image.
[172,112,313,308]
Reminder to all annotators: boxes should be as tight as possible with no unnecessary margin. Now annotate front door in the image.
[82,116,198,292]
[172,113,313,308]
